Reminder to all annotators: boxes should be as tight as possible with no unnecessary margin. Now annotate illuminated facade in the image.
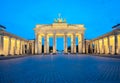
[34,16,86,54]
[0,26,30,56]
[1,16,120,56]
[88,24,120,55]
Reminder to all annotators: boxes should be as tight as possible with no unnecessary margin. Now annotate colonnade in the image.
[90,34,120,54]
[35,33,84,54]
[0,35,28,56]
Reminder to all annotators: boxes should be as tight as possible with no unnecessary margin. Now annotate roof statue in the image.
[54,14,66,23]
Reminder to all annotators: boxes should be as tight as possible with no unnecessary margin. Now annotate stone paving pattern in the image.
[0,54,120,83]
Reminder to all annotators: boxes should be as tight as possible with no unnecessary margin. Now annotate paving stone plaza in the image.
[0,54,120,83]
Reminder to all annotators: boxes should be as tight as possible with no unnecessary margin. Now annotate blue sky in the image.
[0,0,120,50]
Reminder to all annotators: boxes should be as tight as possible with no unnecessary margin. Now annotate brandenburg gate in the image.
[34,15,86,54]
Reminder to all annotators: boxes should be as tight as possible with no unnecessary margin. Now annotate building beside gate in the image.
[0,25,30,56]
[0,15,120,56]
[88,24,120,55]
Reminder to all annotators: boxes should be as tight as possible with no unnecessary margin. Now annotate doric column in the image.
[14,39,17,55]
[31,42,34,54]
[64,33,67,53]
[98,40,100,54]
[114,34,118,54]
[95,41,97,54]
[8,37,11,55]
[102,38,105,54]
[82,34,85,53]
[19,40,21,54]
[99,40,102,54]
[71,35,73,53]
[21,41,23,54]
[73,33,76,53]
[20,40,22,55]
[0,35,4,55]
[96,41,98,53]
[107,37,110,54]
[38,34,42,54]
[21,41,23,55]
[78,34,82,53]
[47,35,49,54]
[53,33,56,54]
[17,40,21,55]
[22,41,25,55]
[44,34,47,54]
[94,40,97,54]
[35,34,38,54]
[16,40,19,55]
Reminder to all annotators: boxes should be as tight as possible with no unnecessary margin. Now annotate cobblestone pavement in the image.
[0,54,120,83]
